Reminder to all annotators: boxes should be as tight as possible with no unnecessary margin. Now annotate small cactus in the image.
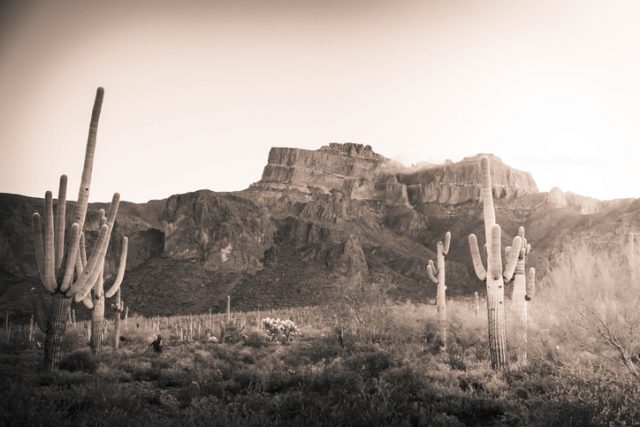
[426,231,451,349]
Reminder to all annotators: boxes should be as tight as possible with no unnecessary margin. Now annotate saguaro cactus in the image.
[113,289,124,350]
[80,210,128,355]
[426,231,451,349]
[468,156,522,370]
[31,88,121,370]
[508,226,534,365]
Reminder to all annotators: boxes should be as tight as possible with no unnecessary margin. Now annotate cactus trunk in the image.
[114,290,121,350]
[436,249,447,349]
[511,263,527,364]
[90,294,105,355]
[43,293,70,371]
[486,274,507,369]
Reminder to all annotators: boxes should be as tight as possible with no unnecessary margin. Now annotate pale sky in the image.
[1,0,639,202]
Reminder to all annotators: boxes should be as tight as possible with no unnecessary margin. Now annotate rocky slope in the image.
[1,143,637,318]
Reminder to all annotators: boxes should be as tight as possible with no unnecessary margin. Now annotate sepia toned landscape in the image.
[2,1,640,426]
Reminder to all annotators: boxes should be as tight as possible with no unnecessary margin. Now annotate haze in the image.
[1,0,639,203]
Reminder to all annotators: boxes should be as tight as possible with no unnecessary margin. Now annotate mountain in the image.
[1,143,638,318]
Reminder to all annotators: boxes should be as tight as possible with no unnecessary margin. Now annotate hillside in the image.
[1,143,638,318]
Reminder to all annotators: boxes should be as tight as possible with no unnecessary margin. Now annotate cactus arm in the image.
[525,267,536,301]
[67,224,109,299]
[30,289,49,332]
[32,213,46,286]
[468,234,487,281]
[426,262,438,284]
[59,224,80,293]
[526,243,531,255]
[82,294,94,310]
[95,262,105,299]
[442,232,451,255]
[68,193,120,299]
[43,191,58,292]
[503,236,523,282]
[488,225,503,280]
[54,175,67,271]
[80,232,87,268]
[71,87,104,232]
[480,157,496,248]
[105,237,128,298]
[428,259,438,275]
[518,226,525,239]
[75,232,87,278]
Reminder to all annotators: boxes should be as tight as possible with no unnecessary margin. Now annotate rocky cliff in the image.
[257,145,538,207]
[0,144,635,318]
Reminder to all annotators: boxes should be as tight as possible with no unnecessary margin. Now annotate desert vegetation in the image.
[1,273,640,426]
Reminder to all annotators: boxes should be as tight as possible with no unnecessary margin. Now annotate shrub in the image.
[59,351,97,373]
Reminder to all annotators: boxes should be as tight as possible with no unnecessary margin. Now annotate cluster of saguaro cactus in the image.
[426,231,451,349]
[31,88,123,370]
[468,156,523,370]
[506,226,535,365]
[79,208,128,355]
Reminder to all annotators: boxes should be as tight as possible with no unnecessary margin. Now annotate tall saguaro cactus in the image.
[426,231,451,349]
[468,156,522,370]
[31,87,121,370]
[508,226,534,365]
[80,210,128,355]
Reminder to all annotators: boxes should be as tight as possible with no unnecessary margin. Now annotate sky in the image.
[1,0,640,203]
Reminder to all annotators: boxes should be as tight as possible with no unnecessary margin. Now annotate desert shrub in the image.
[538,243,640,378]
[60,350,97,373]
[333,275,395,345]
[342,346,393,379]
[244,329,267,348]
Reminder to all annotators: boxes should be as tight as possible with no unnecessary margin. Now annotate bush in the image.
[59,351,97,373]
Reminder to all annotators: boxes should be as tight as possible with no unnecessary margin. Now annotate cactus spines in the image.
[427,232,451,349]
[468,156,523,370]
[30,88,121,370]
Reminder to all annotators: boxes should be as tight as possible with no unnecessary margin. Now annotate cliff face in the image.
[161,191,275,273]
[398,154,538,205]
[0,143,631,318]
[257,145,538,206]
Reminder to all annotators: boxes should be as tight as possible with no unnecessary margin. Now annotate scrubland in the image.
[1,245,639,426]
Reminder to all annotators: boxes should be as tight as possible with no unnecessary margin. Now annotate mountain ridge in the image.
[1,143,637,318]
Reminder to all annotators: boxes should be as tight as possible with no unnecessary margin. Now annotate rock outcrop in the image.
[548,187,568,208]
[257,146,538,207]
[397,154,538,205]
[162,190,274,273]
